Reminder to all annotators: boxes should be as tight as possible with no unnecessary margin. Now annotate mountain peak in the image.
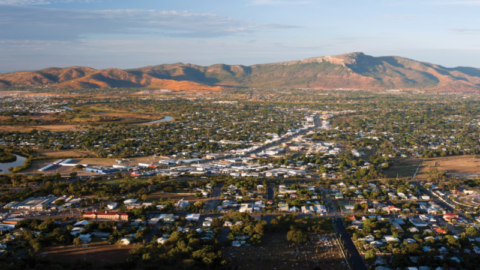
[283,52,367,66]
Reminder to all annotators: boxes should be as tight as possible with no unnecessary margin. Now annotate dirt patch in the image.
[37,149,94,158]
[416,155,480,179]
[40,241,132,265]
[223,233,347,270]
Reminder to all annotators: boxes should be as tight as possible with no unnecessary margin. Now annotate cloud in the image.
[449,28,480,33]
[0,0,97,5]
[249,0,311,6]
[0,6,301,41]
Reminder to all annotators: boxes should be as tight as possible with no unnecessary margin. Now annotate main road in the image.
[324,187,368,270]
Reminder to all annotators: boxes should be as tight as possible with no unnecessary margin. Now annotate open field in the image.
[37,149,94,158]
[0,124,86,132]
[416,155,480,179]
[384,158,424,178]
[146,191,203,203]
[223,233,347,270]
[40,240,132,265]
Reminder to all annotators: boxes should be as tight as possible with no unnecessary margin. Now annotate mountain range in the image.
[2,52,480,93]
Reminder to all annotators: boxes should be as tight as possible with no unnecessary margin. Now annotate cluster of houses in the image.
[350,211,480,269]
[329,182,432,202]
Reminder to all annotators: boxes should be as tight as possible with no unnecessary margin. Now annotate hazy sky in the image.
[1,0,480,72]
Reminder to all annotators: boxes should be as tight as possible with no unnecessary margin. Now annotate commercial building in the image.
[85,166,117,174]
[83,212,129,222]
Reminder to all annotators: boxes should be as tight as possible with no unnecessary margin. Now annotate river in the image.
[142,116,174,124]
[0,154,26,173]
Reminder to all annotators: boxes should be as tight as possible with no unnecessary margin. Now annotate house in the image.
[232,241,242,247]
[107,203,117,210]
[315,205,327,215]
[289,206,300,212]
[157,237,169,244]
[124,199,137,205]
[186,213,200,222]
[239,203,253,213]
[301,206,313,214]
[409,217,428,227]
[73,220,89,227]
[443,213,459,222]
[175,198,189,210]
[119,238,133,245]
[435,228,447,235]
[384,236,399,242]
[78,234,92,243]
[224,221,233,227]
[277,203,289,212]
[438,246,449,255]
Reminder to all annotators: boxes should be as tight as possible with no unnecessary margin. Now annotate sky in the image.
[1,0,480,73]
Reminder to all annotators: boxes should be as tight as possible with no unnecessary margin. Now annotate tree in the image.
[54,199,65,206]
[73,237,82,246]
[466,226,478,236]
[70,172,77,178]
[286,229,307,245]
[30,239,42,252]
[365,249,376,262]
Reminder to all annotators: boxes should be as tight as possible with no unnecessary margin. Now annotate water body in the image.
[0,154,27,173]
[142,116,174,124]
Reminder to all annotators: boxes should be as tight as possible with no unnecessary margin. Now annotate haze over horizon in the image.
[2,0,480,73]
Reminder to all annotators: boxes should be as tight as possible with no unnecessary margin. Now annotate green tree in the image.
[286,229,307,245]
[365,249,376,262]
[466,226,478,236]
[73,237,82,246]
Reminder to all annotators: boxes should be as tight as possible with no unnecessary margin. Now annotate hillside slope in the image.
[2,52,480,92]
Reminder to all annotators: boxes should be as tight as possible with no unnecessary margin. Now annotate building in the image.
[175,198,189,210]
[409,217,428,227]
[86,166,117,174]
[443,213,459,222]
[83,212,129,222]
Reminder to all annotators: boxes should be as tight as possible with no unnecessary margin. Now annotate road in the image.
[205,186,222,211]
[323,186,367,270]
[267,186,274,201]
[334,218,368,270]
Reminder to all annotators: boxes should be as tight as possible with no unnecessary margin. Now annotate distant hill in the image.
[2,52,480,93]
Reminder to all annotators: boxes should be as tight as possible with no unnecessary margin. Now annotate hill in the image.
[2,52,480,93]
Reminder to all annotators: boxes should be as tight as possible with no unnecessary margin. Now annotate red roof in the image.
[84,212,128,216]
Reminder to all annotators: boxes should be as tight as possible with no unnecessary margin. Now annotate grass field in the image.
[384,158,424,178]
[223,233,347,270]
[40,239,132,265]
